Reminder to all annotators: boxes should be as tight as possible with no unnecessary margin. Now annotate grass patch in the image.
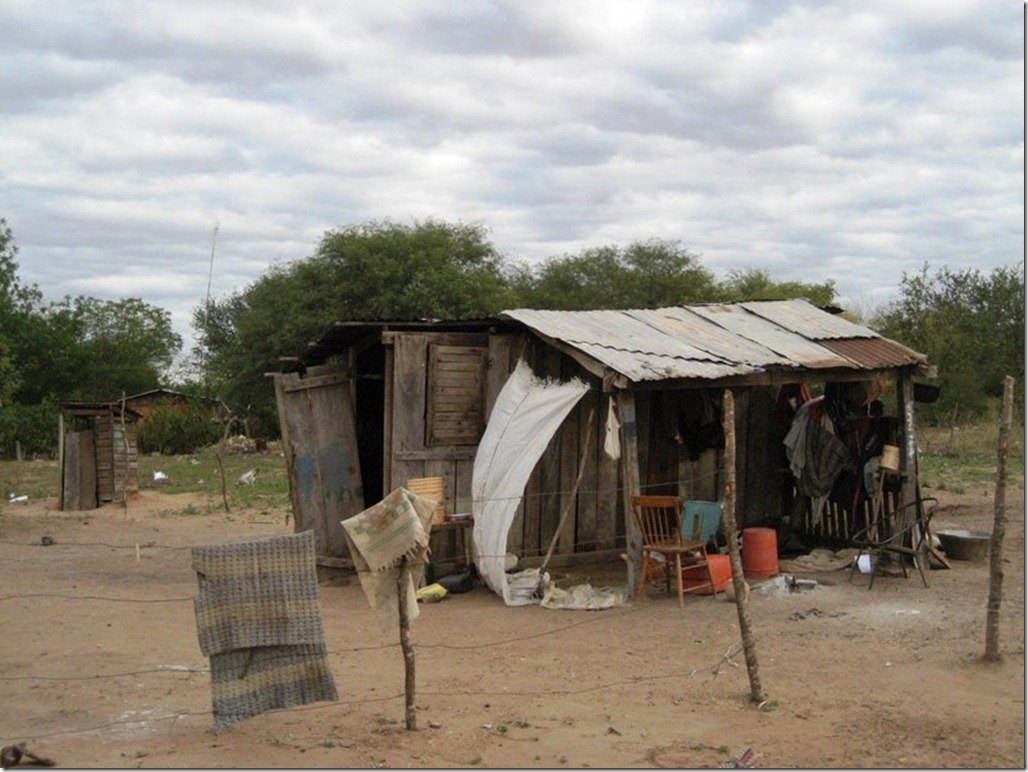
[0,458,59,501]
[0,442,291,512]
[139,443,290,512]
[917,422,1024,495]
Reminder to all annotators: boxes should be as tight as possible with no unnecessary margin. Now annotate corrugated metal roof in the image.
[741,298,878,339]
[626,307,788,366]
[502,300,928,385]
[689,304,852,367]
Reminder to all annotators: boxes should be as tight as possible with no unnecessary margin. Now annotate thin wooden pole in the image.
[398,556,417,729]
[984,376,1014,662]
[722,389,766,705]
[216,447,230,513]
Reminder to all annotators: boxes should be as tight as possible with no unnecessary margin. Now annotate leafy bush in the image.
[0,401,58,458]
[137,403,224,455]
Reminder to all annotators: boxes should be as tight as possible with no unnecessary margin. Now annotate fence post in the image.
[984,375,1014,662]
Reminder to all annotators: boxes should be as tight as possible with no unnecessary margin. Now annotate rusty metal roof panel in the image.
[626,306,790,366]
[817,337,927,369]
[566,341,756,382]
[689,303,854,367]
[741,299,877,339]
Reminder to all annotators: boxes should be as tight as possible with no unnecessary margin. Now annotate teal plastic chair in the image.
[682,500,723,545]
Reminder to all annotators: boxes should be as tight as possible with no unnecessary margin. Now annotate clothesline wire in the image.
[5,632,747,742]
[0,468,731,555]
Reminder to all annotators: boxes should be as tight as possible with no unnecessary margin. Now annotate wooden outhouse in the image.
[58,401,141,510]
[269,300,933,581]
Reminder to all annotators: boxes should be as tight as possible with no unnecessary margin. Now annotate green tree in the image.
[11,296,181,404]
[0,220,22,405]
[874,262,1024,423]
[521,239,717,309]
[195,218,518,435]
[716,268,837,307]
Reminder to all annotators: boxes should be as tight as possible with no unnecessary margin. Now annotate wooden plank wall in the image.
[390,333,487,515]
[739,386,779,526]
[95,415,114,502]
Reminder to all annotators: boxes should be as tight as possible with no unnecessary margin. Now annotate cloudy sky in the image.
[1,1,1022,355]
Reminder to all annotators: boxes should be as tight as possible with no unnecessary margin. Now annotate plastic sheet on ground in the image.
[540,581,629,610]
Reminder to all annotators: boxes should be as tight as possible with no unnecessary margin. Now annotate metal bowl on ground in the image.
[936,529,990,561]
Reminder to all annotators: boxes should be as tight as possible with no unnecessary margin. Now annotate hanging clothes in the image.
[783,396,859,523]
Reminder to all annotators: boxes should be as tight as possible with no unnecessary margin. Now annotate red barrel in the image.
[681,553,732,595]
[742,527,779,579]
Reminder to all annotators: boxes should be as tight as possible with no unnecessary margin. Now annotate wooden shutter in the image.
[426,344,487,446]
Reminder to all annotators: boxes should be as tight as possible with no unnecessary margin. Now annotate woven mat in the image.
[192,531,337,730]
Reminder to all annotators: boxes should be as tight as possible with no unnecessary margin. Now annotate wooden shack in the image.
[58,401,141,510]
[269,300,934,582]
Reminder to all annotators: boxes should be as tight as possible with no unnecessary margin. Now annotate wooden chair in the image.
[631,495,716,607]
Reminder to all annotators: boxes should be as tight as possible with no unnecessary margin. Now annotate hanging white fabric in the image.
[472,359,589,605]
[603,396,621,460]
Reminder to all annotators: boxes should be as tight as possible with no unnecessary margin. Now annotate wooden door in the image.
[62,430,98,511]
[274,363,364,559]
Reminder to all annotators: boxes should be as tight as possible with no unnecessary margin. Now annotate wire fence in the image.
[1,470,1023,744]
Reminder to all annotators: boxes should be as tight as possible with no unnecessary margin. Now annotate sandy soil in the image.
[0,474,1023,770]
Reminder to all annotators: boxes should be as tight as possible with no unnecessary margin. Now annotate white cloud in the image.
[0,0,1021,362]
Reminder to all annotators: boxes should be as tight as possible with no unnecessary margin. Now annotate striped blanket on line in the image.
[192,530,338,730]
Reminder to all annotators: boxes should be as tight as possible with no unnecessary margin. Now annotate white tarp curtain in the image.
[472,360,589,605]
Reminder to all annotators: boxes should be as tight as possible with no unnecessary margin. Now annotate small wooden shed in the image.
[269,300,933,580]
[58,401,141,510]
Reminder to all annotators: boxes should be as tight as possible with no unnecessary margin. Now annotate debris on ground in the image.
[721,747,756,768]
[225,435,259,454]
[1,742,57,768]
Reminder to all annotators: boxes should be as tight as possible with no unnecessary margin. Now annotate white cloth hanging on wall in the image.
[603,396,621,460]
[472,360,589,605]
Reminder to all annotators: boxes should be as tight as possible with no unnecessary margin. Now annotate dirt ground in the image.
[0,470,1023,769]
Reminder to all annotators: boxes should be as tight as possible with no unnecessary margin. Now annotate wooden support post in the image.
[618,392,642,596]
[984,376,1014,662]
[58,412,65,511]
[722,389,766,705]
[898,376,918,518]
[398,556,417,729]
[216,446,230,513]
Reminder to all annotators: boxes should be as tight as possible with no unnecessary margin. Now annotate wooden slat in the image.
[426,343,487,447]
[557,397,580,555]
[596,394,620,551]
[618,391,642,595]
[280,370,349,393]
[573,389,601,553]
